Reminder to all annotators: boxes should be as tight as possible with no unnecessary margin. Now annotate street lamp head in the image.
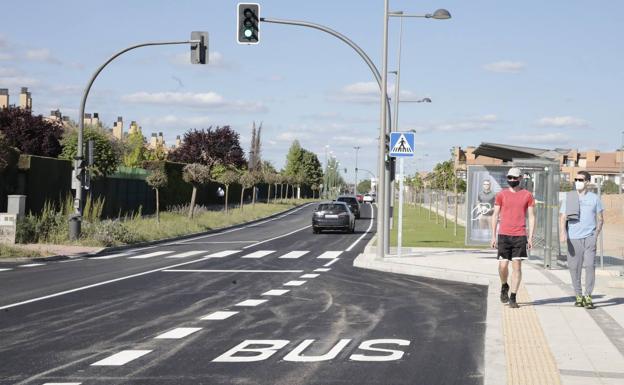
[428,9,451,20]
[421,97,432,103]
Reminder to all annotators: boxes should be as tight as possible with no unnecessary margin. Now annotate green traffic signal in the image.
[237,3,259,44]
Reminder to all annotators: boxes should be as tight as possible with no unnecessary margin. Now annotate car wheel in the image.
[313,227,320,234]
[356,213,360,219]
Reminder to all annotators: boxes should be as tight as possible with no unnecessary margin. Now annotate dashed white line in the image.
[242,250,275,259]
[314,268,331,272]
[128,251,174,259]
[165,250,207,259]
[279,250,309,259]
[154,327,202,339]
[323,258,340,267]
[235,299,268,307]
[284,280,307,287]
[91,253,130,260]
[204,250,241,258]
[317,251,342,259]
[91,350,152,366]
[300,274,319,279]
[201,311,238,320]
[42,383,82,385]
[262,289,290,296]
[163,269,303,273]
[0,268,13,272]
[18,263,45,267]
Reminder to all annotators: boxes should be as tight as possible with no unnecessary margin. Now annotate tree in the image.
[251,170,263,206]
[213,165,239,213]
[357,179,372,194]
[169,126,246,167]
[239,170,255,210]
[311,184,319,199]
[248,121,263,171]
[0,106,62,157]
[560,180,573,192]
[264,172,279,203]
[0,132,14,173]
[122,130,147,168]
[60,126,120,177]
[284,140,304,178]
[301,150,323,186]
[146,168,168,223]
[182,163,212,218]
[602,180,620,194]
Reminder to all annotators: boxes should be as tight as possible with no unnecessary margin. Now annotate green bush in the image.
[601,180,621,194]
[82,220,143,247]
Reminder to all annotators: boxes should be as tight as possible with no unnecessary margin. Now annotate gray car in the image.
[312,201,355,234]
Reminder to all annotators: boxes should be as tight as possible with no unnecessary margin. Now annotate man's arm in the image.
[596,211,604,237]
[490,205,500,248]
[559,213,567,243]
[527,205,536,249]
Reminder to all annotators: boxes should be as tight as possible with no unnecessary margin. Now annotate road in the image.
[0,203,487,385]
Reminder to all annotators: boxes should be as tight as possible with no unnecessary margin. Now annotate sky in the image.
[1,0,623,182]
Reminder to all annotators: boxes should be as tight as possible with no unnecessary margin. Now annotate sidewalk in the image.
[355,241,624,385]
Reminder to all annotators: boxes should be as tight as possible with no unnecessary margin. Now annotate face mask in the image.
[508,180,520,188]
[575,181,585,191]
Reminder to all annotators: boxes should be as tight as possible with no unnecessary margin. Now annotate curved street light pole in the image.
[71,39,198,240]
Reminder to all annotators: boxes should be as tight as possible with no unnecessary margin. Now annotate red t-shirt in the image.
[495,189,535,236]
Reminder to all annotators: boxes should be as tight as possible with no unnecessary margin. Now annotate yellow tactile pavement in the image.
[503,286,561,385]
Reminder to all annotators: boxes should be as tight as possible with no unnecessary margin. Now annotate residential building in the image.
[0,88,8,108]
[19,87,32,110]
[112,116,123,140]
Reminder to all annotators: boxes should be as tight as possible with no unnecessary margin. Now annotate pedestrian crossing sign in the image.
[389,132,415,157]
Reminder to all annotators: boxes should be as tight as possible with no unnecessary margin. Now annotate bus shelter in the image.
[465,143,562,268]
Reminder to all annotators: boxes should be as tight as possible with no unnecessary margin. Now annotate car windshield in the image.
[337,197,357,204]
[318,204,347,212]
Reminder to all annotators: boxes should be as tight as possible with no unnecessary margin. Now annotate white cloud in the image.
[411,114,499,133]
[330,81,418,104]
[25,48,62,65]
[536,116,589,128]
[120,91,268,113]
[511,132,570,145]
[0,76,40,87]
[483,61,526,73]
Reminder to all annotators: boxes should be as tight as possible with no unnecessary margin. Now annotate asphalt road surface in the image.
[0,203,487,385]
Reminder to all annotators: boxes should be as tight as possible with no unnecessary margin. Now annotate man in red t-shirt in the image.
[490,167,536,308]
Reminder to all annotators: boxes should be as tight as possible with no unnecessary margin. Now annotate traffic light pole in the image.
[260,17,392,260]
[70,39,202,240]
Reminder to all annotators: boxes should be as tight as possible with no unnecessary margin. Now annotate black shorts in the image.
[497,235,528,261]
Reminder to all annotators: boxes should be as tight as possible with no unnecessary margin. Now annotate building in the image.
[83,112,101,127]
[112,116,124,140]
[19,87,32,110]
[0,88,8,108]
[454,143,624,188]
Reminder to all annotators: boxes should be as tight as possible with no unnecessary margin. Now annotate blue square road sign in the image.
[389,132,415,157]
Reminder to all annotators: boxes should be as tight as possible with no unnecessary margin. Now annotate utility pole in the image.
[354,146,361,194]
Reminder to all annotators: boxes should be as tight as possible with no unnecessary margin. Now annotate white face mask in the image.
[575,181,585,191]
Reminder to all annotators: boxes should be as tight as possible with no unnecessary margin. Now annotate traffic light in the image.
[190,31,208,64]
[237,3,260,44]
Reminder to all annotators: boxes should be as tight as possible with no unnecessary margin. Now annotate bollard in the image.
[69,214,81,241]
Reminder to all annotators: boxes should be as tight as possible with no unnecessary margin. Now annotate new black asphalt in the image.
[0,203,487,384]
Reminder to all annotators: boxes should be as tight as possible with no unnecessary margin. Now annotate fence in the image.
[1,155,314,219]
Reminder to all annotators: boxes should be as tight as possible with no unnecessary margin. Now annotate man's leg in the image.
[583,235,597,309]
[567,238,583,302]
[498,260,510,303]
[511,259,522,294]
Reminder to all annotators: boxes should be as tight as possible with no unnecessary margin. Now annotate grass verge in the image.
[390,203,485,249]
[0,244,44,259]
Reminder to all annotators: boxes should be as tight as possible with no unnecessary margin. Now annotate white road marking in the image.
[0,254,229,310]
[165,250,207,259]
[279,251,309,259]
[317,251,342,259]
[346,203,375,252]
[242,225,311,249]
[300,274,319,279]
[163,269,304,273]
[154,327,202,339]
[60,258,83,263]
[205,250,241,258]
[235,299,268,307]
[91,350,152,366]
[323,258,340,267]
[201,311,238,320]
[91,253,130,260]
[242,250,275,259]
[18,263,45,267]
[181,241,257,244]
[128,251,174,259]
[262,289,289,296]
[43,383,82,385]
[173,203,315,244]
[284,280,306,287]
[314,268,331,272]
[0,268,13,272]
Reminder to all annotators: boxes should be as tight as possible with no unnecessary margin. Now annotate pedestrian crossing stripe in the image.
[389,132,415,157]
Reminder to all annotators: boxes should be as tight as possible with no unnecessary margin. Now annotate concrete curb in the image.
[23,202,315,262]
